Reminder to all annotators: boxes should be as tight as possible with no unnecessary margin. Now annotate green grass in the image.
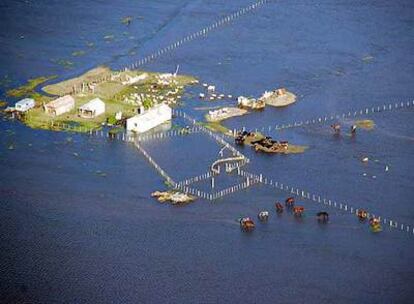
[6,75,57,98]
[355,119,375,130]
[14,67,197,133]
[197,121,232,135]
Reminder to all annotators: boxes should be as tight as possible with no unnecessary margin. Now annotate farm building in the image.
[15,98,35,112]
[78,98,105,118]
[126,103,172,133]
[44,95,75,116]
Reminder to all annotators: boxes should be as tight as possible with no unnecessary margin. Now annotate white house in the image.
[15,98,35,112]
[126,103,172,133]
[78,98,105,118]
[44,95,75,116]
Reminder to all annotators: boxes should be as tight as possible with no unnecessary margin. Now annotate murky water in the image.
[1,0,413,303]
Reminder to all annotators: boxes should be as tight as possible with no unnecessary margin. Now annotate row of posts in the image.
[134,140,175,186]
[242,100,414,133]
[176,171,214,187]
[121,0,270,72]
[238,169,414,235]
[172,109,250,163]
[136,126,203,142]
[174,176,257,201]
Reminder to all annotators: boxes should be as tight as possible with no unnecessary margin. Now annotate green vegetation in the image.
[13,66,197,133]
[106,115,117,126]
[142,98,153,110]
[197,121,232,135]
[355,119,375,130]
[108,127,124,135]
[72,50,86,57]
[121,16,133,25]
[6,75,57,98]
[50,58,75,69]
[0,100,7,107]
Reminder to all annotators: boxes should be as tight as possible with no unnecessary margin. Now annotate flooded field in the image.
[1,0,413,303]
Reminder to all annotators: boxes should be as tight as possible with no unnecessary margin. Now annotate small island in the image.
[259,88,297,107]
[235,131,307,154]
[205,107,248,122]
[5,66,197,132]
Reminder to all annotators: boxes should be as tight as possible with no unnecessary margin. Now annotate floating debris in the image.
[151,190,195,205]
[95,170,107,177]
[71,50,86,57]
[361,157,369,163]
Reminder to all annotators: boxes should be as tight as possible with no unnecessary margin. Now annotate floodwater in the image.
[1,0,414,303]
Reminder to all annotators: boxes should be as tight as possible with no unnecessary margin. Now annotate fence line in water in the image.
[172,109,248,162]
[237,169,414,235]
[136,126,204,142]
[174,175,258,201]
[134,139,176,186]
[243,100,414,134]
[121,0,270,72]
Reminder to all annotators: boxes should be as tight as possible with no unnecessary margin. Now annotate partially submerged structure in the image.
[126,103,172,133]
[44,95,75,116]
[206,107,247,122]
[237,96,265,110]
[78,98,105,118]
[15,98,35,112]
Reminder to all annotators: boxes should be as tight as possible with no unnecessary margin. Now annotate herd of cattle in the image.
[239,197,382,233]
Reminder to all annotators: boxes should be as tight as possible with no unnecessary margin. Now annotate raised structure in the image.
[237,96,265,110]
[206,107,247,122]
[126,103,172,133]
[44,95,75,116]
[78,98,105,118]
[15,98,35,112]
[259,88,296,107]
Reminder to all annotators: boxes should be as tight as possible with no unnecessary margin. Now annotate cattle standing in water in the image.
[275,202,284,213]
[258,211,269,222]
[239,217,255,231]
[357,209,368,221]
[317,212,329,223]
[331,123,341,134]
[285,197,295,208]
[369,217,382,233]
[293,206,305,217]
[350,125,357,135]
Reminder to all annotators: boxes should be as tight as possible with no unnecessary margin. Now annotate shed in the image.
[78,98,105,118]
[126,103,172,133]
[44,95,75,116]
[15,98,35,112]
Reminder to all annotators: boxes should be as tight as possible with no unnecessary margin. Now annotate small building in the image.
[126,103,172,133]
[78,98,105,118]
[15,98,35,112]
[44,95,75,116]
